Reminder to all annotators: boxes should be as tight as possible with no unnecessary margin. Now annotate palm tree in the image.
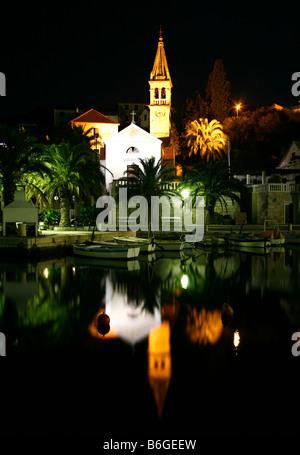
[53,123,94,147]
[184,117,226,161]
[0,126,42,205]
[181,160,244,224]
[41,142,105,227]
[120,157,177,237]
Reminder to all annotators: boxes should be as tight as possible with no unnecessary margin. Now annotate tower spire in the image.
[148,29,172,139]
[150,28,172,83]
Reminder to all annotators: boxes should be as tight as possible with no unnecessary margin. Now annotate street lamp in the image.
[236,103,241,117]
[225,138,231,177]
[181,189,190,199]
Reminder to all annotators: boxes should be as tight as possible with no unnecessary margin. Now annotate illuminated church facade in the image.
[71,30,175,193]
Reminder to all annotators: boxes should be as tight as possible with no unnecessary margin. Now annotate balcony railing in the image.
[252,183,300,193]
[113,179,181,191]
[152,99,168,105]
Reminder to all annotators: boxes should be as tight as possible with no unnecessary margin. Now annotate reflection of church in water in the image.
[88,270,174,419]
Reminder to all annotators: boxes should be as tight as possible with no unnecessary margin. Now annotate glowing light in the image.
[233,330,240,348]
[72,267,76,275]
[181,189,190,199]
[236,104,241,117]
[43,268,49,279]
[148,321,172,418]
[181,274,189,289]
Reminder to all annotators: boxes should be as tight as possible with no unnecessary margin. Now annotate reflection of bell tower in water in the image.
[148,320,172,418]
[148,28,172,139]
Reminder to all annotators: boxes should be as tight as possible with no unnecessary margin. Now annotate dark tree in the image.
[206,59,231,122]
[183,92,210,124]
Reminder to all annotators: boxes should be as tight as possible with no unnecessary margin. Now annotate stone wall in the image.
[251,187,300,224]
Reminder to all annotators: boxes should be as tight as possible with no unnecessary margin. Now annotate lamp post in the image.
[225,138,231,177]
[236,104,241,117]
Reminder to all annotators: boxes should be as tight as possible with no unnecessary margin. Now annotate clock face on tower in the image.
[155,108,166,118]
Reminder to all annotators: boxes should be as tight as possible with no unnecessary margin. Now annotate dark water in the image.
[1,246,300,450]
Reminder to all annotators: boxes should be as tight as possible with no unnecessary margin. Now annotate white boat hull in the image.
[73,243,140,259]
[113,236,184,251]
[229,239,271,248]
[270,238,285,246]
[112,236,156,253]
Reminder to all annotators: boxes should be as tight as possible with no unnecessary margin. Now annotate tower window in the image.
[154,88,159,99]
[161,87,166,99]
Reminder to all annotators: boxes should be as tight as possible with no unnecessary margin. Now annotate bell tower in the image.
[149,28,172,139]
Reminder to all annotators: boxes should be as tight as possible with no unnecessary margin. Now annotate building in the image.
[54,107,82,129]
[65,32,175,193]
[148,29,172,139]
[104,121,162,193]
[102,31,174,192]
[276,140,300,180]
[250,141,300,224]
[148,29,175,173]
[118,102,149,129]
[70,108,119,159]
[271,102,300,113]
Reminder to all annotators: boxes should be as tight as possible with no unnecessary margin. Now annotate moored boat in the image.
[152,239,184,251]
[197,237,226,247]
[73,243,140,259]
[112,236,156,253]
[227,236,271,249]
[259,227,285,246]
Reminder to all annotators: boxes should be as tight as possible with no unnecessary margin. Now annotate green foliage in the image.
[120,157,178,236]
[41,142,105,227]
[39,209,61,226]
[180,160,244,224]
[184,118,226,161]
[0,125,43,205]
[121,157,177,202]
[79,206,100,226]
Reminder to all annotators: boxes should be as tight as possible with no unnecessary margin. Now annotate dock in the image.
[0,230,135,260]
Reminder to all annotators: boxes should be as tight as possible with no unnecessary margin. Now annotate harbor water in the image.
[0,245,299,450]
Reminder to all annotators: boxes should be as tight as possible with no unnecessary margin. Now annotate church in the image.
[70,30,175,194]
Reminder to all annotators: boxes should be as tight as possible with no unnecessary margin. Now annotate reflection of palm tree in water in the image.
[112,263,161,315]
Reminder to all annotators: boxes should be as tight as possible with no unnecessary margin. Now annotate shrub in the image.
[79,206,100,226]
[39,209,61,226]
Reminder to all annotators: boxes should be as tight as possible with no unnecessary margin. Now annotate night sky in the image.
[0,2,299,118]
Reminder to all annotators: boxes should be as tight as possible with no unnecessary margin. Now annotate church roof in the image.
[277,141,300,170]
[105,121,162,144]
[70,108,118,124]
[150,31,172,84]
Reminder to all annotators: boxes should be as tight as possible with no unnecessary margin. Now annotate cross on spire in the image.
[158,25,164,40]
[130,111,136,124]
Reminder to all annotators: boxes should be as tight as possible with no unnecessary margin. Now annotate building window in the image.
[126,146,139,153]
[125,104,129,110]
[154,88,159,99]
[161,87,166,99]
